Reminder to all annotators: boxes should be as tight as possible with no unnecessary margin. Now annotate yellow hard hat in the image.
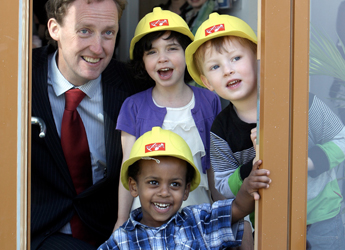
[121,127,200,191]
[185,13,258,87]
[129,7,194,59]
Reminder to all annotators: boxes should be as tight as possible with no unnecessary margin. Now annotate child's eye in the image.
[170,182,181,187]
[232,56,241,62]
[168,46,178,51]
[145,50,156,56]
[149,180,159,185]
[210,65,219,71]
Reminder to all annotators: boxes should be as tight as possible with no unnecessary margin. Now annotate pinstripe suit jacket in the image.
[30,45,144,249]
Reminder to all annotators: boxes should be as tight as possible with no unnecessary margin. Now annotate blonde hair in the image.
[194,36,257,76]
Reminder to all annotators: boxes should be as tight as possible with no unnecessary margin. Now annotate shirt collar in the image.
[48,50,101,98]
[174,209,186,226]
[125,207,143,230]
[124,207,186,232]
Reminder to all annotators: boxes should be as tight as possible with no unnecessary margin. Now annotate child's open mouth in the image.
[158,67,173,79]
[227,79,241,89]
[153,202,170,210]
[227,80,240,86]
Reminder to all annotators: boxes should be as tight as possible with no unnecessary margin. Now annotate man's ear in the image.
[183,183,191,201]
[47,18,60,42]
[128,177,139,198]
[200,75,214,91]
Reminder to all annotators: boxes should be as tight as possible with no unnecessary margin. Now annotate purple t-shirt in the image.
[116,86,221,173]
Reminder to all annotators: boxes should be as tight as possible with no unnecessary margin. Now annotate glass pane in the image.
[308,0,345,249]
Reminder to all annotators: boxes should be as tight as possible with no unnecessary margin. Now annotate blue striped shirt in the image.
[47,51,107,185]
[47,51,107,234]
[98,199,243,250]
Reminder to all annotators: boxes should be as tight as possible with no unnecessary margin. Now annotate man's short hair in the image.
[194,36,257,76]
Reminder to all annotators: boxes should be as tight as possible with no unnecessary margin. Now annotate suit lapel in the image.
[32,45,75,191]
[32,50,129,193]
[101,60,130,178]
[101,58,151,180]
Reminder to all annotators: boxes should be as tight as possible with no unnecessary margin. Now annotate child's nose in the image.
[158,53,169,63]
[158,185,171,197]
[224,64,235,76]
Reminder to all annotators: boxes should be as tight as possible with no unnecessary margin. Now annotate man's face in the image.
[48,0,119,86]
[128,156,190,228]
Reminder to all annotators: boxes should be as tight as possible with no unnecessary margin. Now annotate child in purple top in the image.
[113,7,224,231]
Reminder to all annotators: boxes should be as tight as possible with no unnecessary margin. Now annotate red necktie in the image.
[61,88,92,193]
[61,88,96,245]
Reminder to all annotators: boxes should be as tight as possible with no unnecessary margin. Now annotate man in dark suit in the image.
[30,0,149,249]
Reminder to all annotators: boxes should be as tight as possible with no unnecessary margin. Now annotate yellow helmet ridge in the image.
[129,7,194,59]
[120,127,200,191]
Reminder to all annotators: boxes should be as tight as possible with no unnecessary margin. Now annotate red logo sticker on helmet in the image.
[150,19,169,28]
[145,143,166,153]
[205,24,225,36]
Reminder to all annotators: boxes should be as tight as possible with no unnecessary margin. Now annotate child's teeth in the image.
[228,80,239,85]
[154,203,170,209]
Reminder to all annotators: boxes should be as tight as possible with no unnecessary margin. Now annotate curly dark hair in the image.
[128,157,195,186]
[45,0,127,46]
[129,31,193,85]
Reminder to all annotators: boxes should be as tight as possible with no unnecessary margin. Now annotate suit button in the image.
[103,167,107,177]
